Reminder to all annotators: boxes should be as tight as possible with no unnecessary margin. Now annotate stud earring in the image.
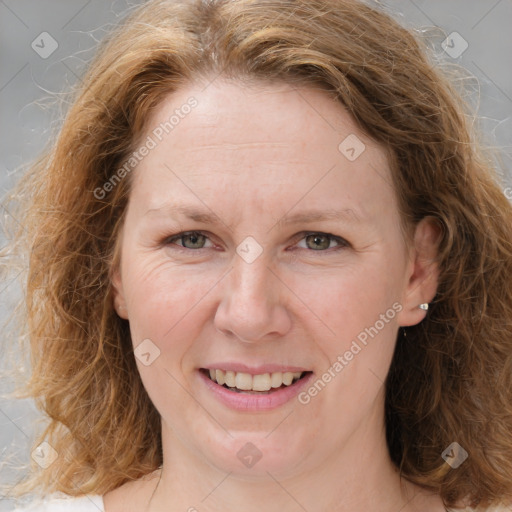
[418,303,429,311]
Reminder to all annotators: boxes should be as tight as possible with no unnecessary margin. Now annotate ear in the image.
[109,225,130,322]
[397,216,442,327]
[111,265,129,320]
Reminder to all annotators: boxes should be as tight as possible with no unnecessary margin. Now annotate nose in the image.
[214,256,292,343]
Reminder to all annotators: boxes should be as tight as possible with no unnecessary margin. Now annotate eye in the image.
[294,232,349,252]
[162,230,349,253]
[164,231,214,250]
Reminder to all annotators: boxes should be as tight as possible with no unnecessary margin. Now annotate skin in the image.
[107,78,444,512]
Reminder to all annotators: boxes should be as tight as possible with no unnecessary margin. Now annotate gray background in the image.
[0,1,511,510]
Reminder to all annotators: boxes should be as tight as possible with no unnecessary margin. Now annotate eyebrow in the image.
[144,204,223,223]
[274,208,363,228]
[144,204,364,228]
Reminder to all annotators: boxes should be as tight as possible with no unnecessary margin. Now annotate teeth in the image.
[215,369,225,386]
[235,372,253,390]
[282,372,294,386]
[206,369,304,392]
[253,373,271,392]
[271,372,282,388]
[224,370,236,387]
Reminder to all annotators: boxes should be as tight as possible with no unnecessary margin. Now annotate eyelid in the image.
[163,230,350,252]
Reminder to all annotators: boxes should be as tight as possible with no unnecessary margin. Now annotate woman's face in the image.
[112,79,438,479]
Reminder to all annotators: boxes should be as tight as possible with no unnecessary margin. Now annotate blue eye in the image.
[163,231,348,253]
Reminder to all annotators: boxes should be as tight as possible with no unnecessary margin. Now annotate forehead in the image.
[129,79,397,224]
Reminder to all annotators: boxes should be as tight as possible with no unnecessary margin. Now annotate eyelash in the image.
[162,231,350,254]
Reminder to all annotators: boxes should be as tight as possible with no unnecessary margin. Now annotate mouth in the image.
[200,368,313,395]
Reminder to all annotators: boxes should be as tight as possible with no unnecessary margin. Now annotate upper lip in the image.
[201,363,311,375]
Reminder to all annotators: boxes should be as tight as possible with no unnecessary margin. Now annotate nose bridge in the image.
[214,251,290,342]
[233,254,272,305]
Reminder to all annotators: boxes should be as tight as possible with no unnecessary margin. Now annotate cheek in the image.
[122,260,218,413]
[122,256,218,349]
[294,268,400,426]
[286,258,402,349]
[286,256,403,413]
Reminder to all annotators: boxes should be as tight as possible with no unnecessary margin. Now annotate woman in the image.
[4,0,512,511]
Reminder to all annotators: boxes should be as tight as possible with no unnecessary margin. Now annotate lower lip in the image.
[198,370,314,411]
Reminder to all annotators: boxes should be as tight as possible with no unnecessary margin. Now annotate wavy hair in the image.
[2,0,512,509]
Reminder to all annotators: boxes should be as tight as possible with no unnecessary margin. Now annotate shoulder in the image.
[448,505,512,512]
[14,493,105,512]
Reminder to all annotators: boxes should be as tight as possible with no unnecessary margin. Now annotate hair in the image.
[2,0,512,509]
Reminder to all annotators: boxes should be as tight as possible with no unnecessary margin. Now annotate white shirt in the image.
[13,494,511,511]
[14,494,105,512]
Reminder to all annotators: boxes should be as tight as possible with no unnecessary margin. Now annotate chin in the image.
[200,426,312,480]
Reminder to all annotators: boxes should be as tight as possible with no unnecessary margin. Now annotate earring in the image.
[418,303,429,311]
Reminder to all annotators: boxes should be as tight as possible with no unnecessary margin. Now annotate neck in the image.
[144,398,434,512]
